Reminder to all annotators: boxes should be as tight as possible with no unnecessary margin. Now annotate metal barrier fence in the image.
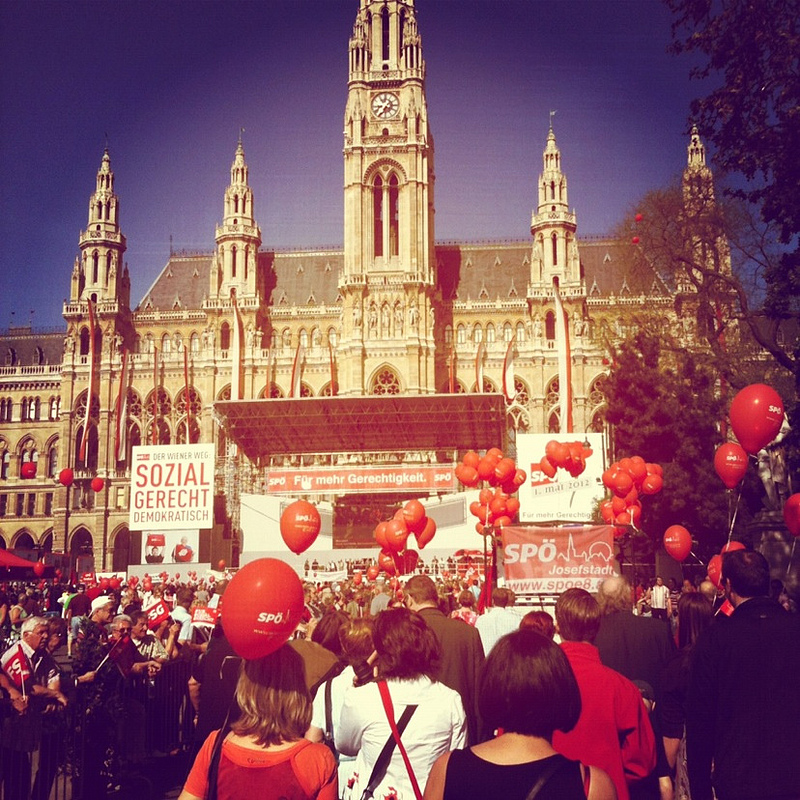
[1,658,194,800]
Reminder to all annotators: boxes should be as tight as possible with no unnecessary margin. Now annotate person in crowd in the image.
[552,588,655,800]
[66,584,92,657]
[644,577,670,621]
[594,576,675,699]
[686,550,800,800]
[130,609,180,661]
[424,628,616,800]
[1,616,67,799]
[311,610,350,661]
[449,589,478,626]
[173,586,206,656]
[404,574,484,745]
[659,592,713,799]
[697,580,718,607]
[308,618,376,797]
[8,591,32,643]
[475,587,520,655]
[73,594,114,674]
[336,606,466,800]
[179,643,337,800]
[369,581,392,616]
[520,609,556,639]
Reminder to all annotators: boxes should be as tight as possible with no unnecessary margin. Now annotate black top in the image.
[443,749,586,800]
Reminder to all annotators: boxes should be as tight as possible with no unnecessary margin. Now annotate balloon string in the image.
[727,485,742,542]
[787,539,796,581]
[690,550,706,567]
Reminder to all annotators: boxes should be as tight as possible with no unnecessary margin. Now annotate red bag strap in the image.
[377,680,423,800]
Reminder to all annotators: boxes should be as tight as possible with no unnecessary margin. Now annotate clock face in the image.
[371,92,399,119]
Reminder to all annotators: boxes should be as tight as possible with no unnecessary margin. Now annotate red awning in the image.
[0,549,37,569]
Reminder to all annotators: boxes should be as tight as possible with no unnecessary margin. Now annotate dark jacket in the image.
[417,606,485,745]
[686,597,800,800]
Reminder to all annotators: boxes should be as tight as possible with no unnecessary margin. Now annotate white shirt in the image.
[337,676,466,800]
[650,584,670,610]
[475,606,520,655]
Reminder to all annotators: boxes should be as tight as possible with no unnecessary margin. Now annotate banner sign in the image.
[192,606,219,627]
[130,444,214,531]
[266,464,457,495]
[144,599,171,630]
[141,530,199,565]
[501,525,617,594]
[516,433,607,522]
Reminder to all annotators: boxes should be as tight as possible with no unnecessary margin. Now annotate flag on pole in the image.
[328,341,337,396]
[475,340,485,393]
[502,335,517,402]
[1,644,31,693]
[183,346,192,441]
[290,342,305,398]
[152,345,159,445]
[553,280,574,433]
[448,346,456,394]
[79,299,97,462]
[114,347,129,461]
[231,301,243,400]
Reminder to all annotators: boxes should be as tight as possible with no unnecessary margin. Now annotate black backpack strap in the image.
[359,704,417,800]
[205,707,234,800]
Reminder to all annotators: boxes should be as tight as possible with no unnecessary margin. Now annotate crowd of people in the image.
[1,548,799,800]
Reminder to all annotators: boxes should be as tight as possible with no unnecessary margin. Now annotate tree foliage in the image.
[603,330,733,556]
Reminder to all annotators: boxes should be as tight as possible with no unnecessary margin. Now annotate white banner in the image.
[516,432,607,523]
[130,444,214,531]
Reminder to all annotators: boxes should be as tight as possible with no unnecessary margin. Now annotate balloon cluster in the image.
[538,439,593,479]
[599,456,663,536]
[454,448,526,494]
[469,487,521,534]
[372,499,436,576]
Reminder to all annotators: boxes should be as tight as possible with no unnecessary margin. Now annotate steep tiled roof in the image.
[135,237,669,313]
[0,328,63,366]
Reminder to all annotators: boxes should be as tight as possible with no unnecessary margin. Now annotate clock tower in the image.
[339,0,437,395]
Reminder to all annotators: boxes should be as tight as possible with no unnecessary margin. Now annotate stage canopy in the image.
[0,548,37,569]
[214,393,508,461]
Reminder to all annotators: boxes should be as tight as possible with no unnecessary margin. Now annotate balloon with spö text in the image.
[280,500,321,555]
[223,558,304,660]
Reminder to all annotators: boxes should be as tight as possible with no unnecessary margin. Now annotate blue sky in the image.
[0,0,706,329]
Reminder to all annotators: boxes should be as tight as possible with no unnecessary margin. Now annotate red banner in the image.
[267,465,457,495]
[2,644,31,688]
[192,606,219,627]
[501,525,617,594]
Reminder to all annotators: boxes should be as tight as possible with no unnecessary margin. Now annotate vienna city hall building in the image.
[0,0,720,573]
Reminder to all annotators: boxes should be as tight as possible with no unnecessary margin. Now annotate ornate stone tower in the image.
[210,136,263,304]
[69,148,130,310]
[338,0,437,396]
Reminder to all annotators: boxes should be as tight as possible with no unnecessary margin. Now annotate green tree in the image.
[603,330,733,557]
[666,0,800,473]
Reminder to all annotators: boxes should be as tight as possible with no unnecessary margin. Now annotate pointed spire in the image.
[686,124,707,170]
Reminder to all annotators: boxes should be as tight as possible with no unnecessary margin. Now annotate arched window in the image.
[516,322,526,342]
[373,175,384,258]
[48,443,59,478]
[389,174,399,257]
[190,333,200,352]
[300,329,309,348]
[545,311,556,340]
[473,324,483,343]
[220,322,231,351]
[161,333,171,353]
[328,328,338,348]
[486,324,496,343]
[79,328,90,356]
[231,246,237,278]
[92,251,99,283]
[457,325,466,344]
[502,323,513,342]
[381,5,390,61]
[371,367,401,395]
[444,324,453,344]
[551,233,558,266]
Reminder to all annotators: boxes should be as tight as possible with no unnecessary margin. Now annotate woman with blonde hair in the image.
[179,643,337,800]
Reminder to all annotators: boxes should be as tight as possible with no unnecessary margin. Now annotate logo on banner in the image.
[144,600,171,630]
[191,606,219,627]
[3,645,31,687]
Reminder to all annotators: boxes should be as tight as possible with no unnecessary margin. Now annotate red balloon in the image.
[99,577,110,590]
[352,571,363,586]
[632,236,640,244]
[493,515,513,528]
[476,457,497,482]
[783,493,800,537]
[486,447,504,460]
[628,456,648,486]
[489,496,508,517]
[551,443,570,469]
[640,473,663,495]
[374,522,390,549]
[377,549,397,576]
[109,577,122,590]
[707,554,723,588]
[462,450,480,468]
[403,499,427,533]
[721,541,746,554]
[58,468,74,487]
[635,213,644,222]
[540,456,557,479]
[479,487,494,505]
[714,442,749,489]
[512,468,527,489]
[366,565,380,581]
[384,518,409,553]
[645,462,663,476]
[280,500,321,554]
[33,561,45,577]
[494,457,516,483]
[217,560,226,571]
[415,516,437,549]
[612,472,634,497]
[223,559,304,660]
[729,383,784,454]
[21,462,37,479]
[506,497,520,517]
[458,464,479,488]
[91,477,105,492]
[469,501,490,524]
[600,500,615,523]
[663,525,692,562]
